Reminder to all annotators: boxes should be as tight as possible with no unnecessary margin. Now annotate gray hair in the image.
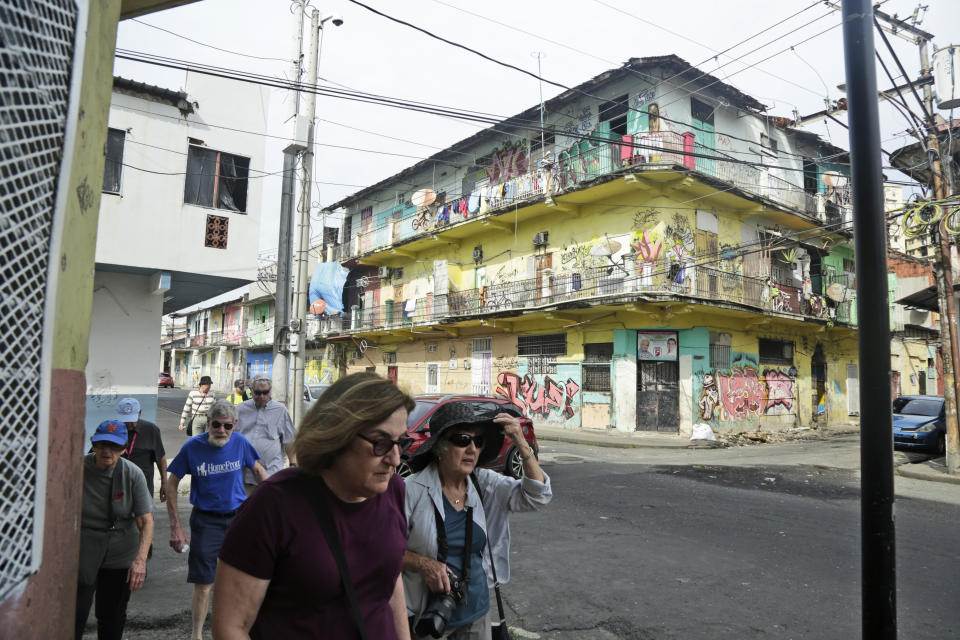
[251,375,272,390]
[207,401,237,422]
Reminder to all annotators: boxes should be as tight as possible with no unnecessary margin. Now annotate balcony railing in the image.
[330,131,852,261]
[327,263,852,335]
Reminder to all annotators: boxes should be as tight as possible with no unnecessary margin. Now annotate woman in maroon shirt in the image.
[212,373,416,639]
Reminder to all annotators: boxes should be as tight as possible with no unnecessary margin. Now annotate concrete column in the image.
[678,353,693,437]
[613,355,637,433]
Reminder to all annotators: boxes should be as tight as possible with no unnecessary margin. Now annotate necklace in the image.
[444,483,467,506]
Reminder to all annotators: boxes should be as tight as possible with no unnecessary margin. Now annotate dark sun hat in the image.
[409,402,504,473]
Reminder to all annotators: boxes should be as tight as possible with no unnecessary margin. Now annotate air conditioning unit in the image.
[378,266,391,278]
[473,246,483,263]
[533,231,549,247]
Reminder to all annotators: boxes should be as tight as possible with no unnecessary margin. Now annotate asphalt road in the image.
[98,394,960,639]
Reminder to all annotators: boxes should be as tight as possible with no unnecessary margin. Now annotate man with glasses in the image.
[165,401,267,640]
[236,375,296,494]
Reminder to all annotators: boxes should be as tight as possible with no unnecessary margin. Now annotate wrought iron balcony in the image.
[324,263,852,336]
[330,131,852,261]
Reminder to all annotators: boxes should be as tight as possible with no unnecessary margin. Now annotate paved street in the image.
[89,396,960,639]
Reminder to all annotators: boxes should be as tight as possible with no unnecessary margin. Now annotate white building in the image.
[85,74,268,437]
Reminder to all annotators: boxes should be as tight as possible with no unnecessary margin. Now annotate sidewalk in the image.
[534,422,960,485]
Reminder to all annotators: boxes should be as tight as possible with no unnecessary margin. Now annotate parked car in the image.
[302,383,331,417]
[893,395,945,454]
[399,395,538,478]
[158,372,174,388]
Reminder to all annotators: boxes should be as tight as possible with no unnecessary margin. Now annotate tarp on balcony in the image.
[309,262,349,314]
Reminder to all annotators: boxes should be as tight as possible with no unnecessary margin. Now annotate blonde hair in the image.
[294,372,415,473]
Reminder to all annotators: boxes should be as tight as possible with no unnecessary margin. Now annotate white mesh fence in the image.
[0,0,78,597]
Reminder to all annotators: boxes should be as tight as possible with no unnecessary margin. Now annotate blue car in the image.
[892,395,946,455]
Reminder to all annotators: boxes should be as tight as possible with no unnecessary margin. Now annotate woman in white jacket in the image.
[402,402,552,639]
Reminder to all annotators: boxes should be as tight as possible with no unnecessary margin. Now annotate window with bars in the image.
[472,337,492,353]
[582,365,611,392]
[584,343,613,362]
[183,145,250,212]
[102,127,125,194]
[518,333,566,356]
[759,338,794,365]
[709,332,732,369]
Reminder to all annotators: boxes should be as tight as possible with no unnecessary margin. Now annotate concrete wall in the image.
[84,271,162,440]
[95,72,266,281]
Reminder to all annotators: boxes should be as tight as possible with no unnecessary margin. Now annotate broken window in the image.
[759,338,794,365]
[102,128,125,194]
[184,144,250,212]
[599,95,629,136]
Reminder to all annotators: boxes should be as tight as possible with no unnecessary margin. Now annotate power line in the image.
[130,18,291,62]
[115,49,854,179]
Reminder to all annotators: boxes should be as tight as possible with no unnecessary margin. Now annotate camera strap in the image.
[302,472,369,640]
[469,473,507,632]
[431,499,473,599]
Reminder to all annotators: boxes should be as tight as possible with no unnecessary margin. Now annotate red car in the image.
[400,395,538,478]
[158,372,174,388]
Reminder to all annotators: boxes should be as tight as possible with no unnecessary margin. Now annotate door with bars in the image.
[636,361,680,431]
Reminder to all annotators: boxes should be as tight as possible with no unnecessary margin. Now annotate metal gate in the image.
[636,361,679,431]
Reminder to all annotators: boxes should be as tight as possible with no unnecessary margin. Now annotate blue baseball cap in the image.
[116,398,140,423]
[92,420,128,446]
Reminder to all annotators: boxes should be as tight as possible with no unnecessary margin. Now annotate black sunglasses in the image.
[252,389,270,396]
[447,433,485,449]
[210,420,234,430]
[357,433,414,456]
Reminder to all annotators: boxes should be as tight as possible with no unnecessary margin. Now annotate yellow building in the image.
[315,56,861,435]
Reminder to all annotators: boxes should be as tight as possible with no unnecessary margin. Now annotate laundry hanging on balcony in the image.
[309,262,348,315]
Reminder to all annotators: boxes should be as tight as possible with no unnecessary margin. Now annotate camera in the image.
[414,570,467,638]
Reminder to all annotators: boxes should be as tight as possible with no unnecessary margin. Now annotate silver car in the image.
[302,383,331,417]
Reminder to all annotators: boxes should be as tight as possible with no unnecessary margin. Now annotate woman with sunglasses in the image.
[212,373,416,640]
[403,403,551,639]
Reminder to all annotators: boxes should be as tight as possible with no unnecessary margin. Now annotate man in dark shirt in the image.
[116,398,167,501]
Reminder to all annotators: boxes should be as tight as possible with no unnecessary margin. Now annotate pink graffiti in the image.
[486,144,529,184]
[763,369,794,412]
[631,228,662,263]
[716,367,766,420]
[704,367,797,421]
[496,372,579,420]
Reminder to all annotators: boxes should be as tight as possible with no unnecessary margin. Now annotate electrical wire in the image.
[130,18,291,62]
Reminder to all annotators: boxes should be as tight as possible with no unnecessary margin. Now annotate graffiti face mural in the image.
[496,371,580,421]
[698,365,797,422]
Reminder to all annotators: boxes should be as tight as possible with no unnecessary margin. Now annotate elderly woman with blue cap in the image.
[403,404,552,639]
[76,420,154,640]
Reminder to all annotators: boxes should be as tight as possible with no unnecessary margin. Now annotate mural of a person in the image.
[698,373,721,421]
[647,103,663,162]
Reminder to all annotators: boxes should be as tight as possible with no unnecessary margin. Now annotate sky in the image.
[114,0,960,262]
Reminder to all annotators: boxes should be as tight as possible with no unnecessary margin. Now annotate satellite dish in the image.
[826,282,846,302]
[589,239,622,257]
[411,189,436,207]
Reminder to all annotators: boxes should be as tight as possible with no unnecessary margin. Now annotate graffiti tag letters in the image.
[496,372,580,420]
[698,366,796,422]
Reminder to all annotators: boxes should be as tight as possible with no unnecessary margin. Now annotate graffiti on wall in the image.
[629,213,695,289]
[561,106,595,139]
[486,142,529,184]
[496,371,580,420]
[697,365,796,422]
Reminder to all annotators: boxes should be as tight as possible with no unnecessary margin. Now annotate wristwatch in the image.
[520,447,535,461]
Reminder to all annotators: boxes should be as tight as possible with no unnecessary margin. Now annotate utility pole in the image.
[272,0,308,408]
[840,1,895,637]
[919,42,960,474]
[290,8,322,430]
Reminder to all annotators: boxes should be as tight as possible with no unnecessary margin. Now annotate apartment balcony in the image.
[324,264,853,336]
[332,131,852,262]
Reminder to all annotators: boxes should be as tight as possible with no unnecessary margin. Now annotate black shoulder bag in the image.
[301,473,369,640]
[469,473,510,640]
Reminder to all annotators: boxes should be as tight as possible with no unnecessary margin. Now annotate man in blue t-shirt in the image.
[166,401,267,640]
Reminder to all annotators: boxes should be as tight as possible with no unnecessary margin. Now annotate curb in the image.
[896,464,960,485]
